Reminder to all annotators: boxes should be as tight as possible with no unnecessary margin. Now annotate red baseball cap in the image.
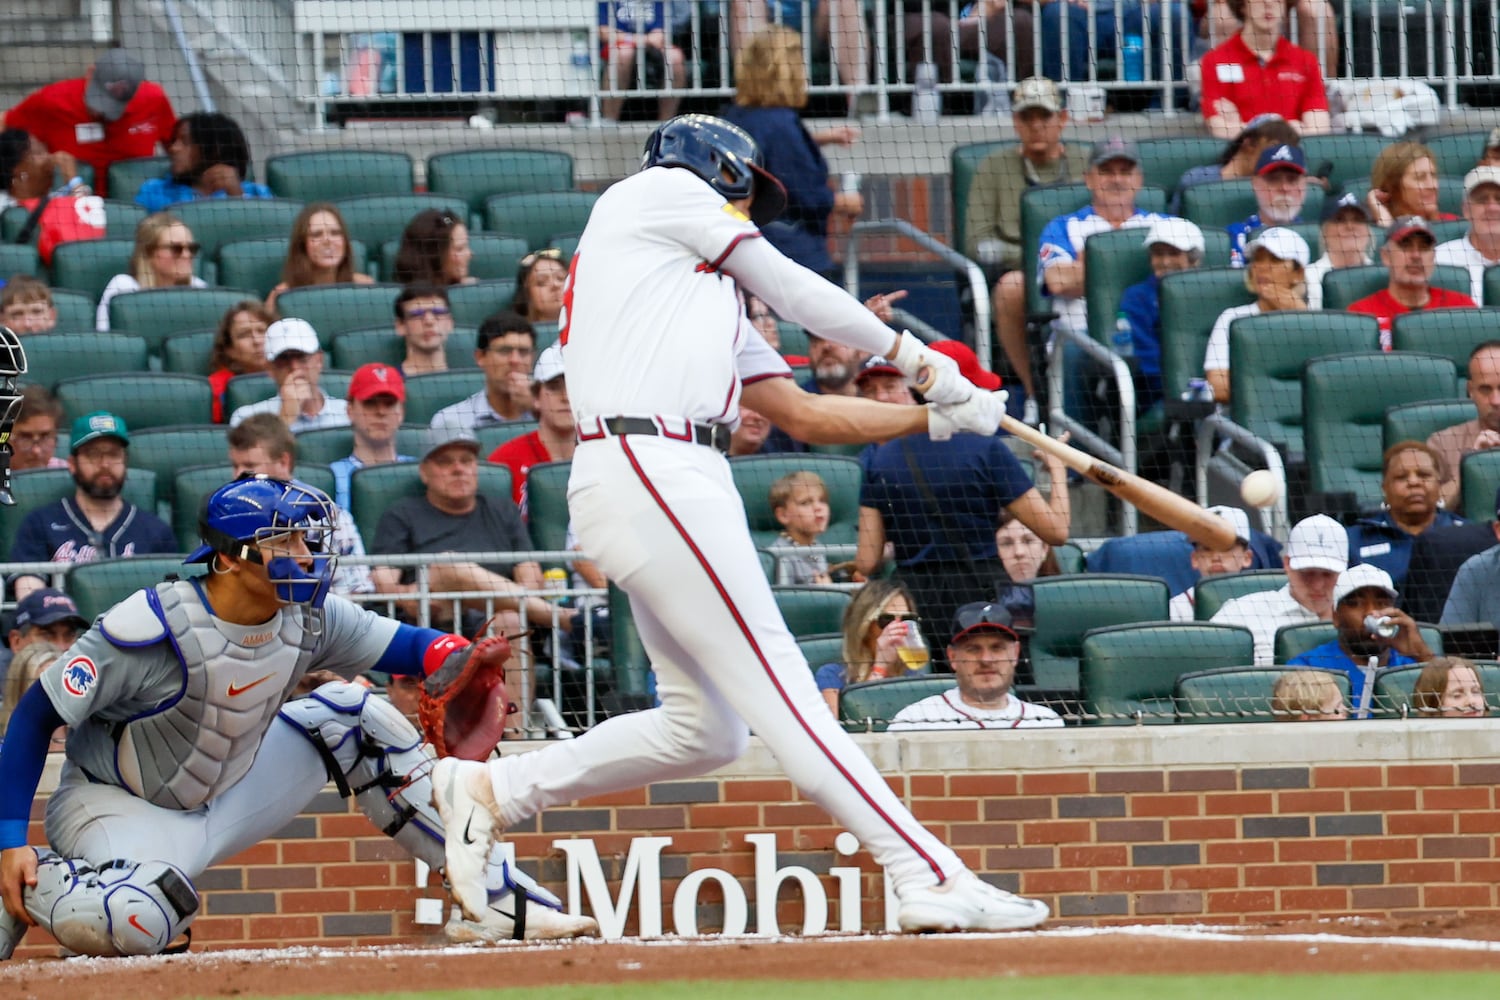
[929,340,1002,391]
[348,363,406,403]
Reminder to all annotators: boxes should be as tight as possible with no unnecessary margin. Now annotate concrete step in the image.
[0,20,98,46]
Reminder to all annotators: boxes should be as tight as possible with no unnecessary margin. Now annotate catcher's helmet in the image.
[187,474,338,608]
[642,114,787,226]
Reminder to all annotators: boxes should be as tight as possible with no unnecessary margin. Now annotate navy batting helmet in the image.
[187,474,338,608]
[642,114,787,226]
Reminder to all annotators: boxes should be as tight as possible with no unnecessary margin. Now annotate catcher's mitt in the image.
[419,633,516,760]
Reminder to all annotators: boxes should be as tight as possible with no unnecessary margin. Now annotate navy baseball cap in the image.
[14,588,86,631]
[950,601,1020,644]
[1255,143,1306,176]
[1322,191,1372,223]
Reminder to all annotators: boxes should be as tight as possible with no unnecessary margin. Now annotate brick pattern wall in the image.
[16,753,1500,956]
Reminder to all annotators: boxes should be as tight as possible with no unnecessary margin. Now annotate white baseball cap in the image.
[1465,165,1500,195]
[1143,217,1205,255]
[1285,514,1348,573]
[1207,505,1251,544]
[532,342,564,384]
[1333,563,1398,607]
[263,317,320,360]
[1244,227,1310,269]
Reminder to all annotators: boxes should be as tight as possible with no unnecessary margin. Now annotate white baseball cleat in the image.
[432,757,500,923]
[444,893,600,943]
[0,903,25,961]
[897,871,1049,933]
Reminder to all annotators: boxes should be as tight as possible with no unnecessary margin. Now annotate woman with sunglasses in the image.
[266,203,374,314]
[512,248,567,324]
[814,580,926,714]
[390,208,476,288]
[96,211,208,331]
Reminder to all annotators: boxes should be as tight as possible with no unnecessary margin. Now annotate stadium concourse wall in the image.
[16,720,1500,955]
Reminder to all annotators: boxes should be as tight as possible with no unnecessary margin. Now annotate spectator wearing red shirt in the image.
[488,343,574,511]
[1199,0,1330,141]
[0,49,175,198]
[1349,217,1478,347]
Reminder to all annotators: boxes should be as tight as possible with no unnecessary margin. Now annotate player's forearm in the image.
[0,684,63,848]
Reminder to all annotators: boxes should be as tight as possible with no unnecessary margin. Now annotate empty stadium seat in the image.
[50,238,134,301]
[266,150,415,201]
[797,632,845,675]
[0,467,157,561]
[1191,569,1288,621]
[1175,666,1349,723]
[427,149,575,216]
[525,459,572,570]
[403,370,486,425]
[448,280,518,327]
[1422,131,1491,179]
[71,557,203,620]
[1081,621,1254,725]
[729,453,862,551]
[107,156,171,205]
[1390,308,1500,369]
[1028,574,1171,700]
[128,424,231,511]
[173,198,306,259]
[1383,398,1475,453]
[1296,133,1388,194]
[161,330,216,375]
[56,373,214,430]
[108,288,257,353]
[50,291,96,333]
[774,586,852,639]
[1137,136,1226,200]
[1460,450,1500,524]
[0,243,41,280]
[840,676,957,733]
[1158,267,1255,405]
[475,419,539,456]
[484,192,600,252]
[21,333,150,391]
[273,283,401,345]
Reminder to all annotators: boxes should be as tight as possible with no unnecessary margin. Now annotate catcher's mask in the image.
[187,474,338,608]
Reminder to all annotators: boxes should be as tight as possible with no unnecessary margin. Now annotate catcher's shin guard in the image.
[17,850,199,957]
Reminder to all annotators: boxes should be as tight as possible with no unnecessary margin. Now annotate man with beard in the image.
[1287,564,1432,718]
[801,332,865,397]
[1227,144,1309,267]
[133,111,272,212]
[9,411,177,601]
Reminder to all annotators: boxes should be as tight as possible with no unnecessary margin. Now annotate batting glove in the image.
[928,390,1009,441]
[890,330,972,405]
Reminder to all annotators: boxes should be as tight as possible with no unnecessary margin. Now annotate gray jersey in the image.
[40,581,399,811]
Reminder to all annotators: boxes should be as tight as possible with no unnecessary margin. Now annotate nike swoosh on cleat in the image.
[226,673,277,697]
[462,812,478,845]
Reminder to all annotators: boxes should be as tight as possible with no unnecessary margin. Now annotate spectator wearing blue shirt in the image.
[1346,441,1464,591]
[1117,217,1204,414]
[1287,564,1432,717]
[1227,143,1308,267]
[134,112,272,212]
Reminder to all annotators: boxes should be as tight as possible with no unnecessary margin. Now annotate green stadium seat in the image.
[729,453,862,551]
[22,333,150,393]
[1427,219,1470,246]
[266,150,414,201]
[1083,228,1234,350]
[526,460,571,571]
[0,467,155,560]
[334,194,468,258]
[774,586,852,639]
[1054,542,1085,575]
[172,198,305,259]
[0,243,41,280]
[382,232,529,284]
[56,373,214,430]
[448,280,518,328]
[1018,184,1165,321]
[101,200,148,240]
[1272,621,1334,663]
[50,291,95,333]
[161,329,216,375]
[1181,180,1325,231]
[1390,308,1500,369]
[1028,574,1171,699]
[427,149,575,217]
[1175,666,1350,723]
[293,425,425,467]
[475,419,539,456]
[949,140,1008,260]
[840,676,957,733]
[1323,264,1475,312]
[607,582,651,702]
[223,369,351,419]
[1371,661,1500,718]
[273,283,401,345]
[348,460,512,549]
[70,557,203,621]
[107,156,171,205]
[108,288,257,353]
[1340,178,1465,221]
[1158,267,1255,404]
[1192,569,1287,621]
[217,236,370,299]
[1384,398,1475,453]
[1081,621,1254,725]
[484,192,600,252]
[404,370,486,425]
[1304,352,1458,510]
[1297,134,1389,194]
[172,463,337,551]
[1423,131,1490,179]
[1226,311,1381,458]
[50,239,133,301]
[1460,450,1500,525]
[329,327,480,372]
[128,424,230,511]
[1137,136,1226,200]
[797,632,845,675]
[1488,266,1500,308]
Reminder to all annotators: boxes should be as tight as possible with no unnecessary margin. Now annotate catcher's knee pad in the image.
[26,850,199,957]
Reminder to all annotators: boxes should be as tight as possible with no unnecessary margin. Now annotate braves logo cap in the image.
[1321,191,1372,223]
[951,602,1019,644]
[14,588,87,631]
[1254,143,1306,176]
[1384,215,1435,247]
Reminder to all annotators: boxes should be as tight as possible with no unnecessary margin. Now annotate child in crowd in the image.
[0,276,58,334]
[1271,670,1348,722]
[770,470,833,585]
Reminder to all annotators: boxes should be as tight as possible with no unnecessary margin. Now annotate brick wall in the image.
[15,720,1500,955]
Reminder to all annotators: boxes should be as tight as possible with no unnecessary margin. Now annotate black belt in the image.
[590,417,731,454]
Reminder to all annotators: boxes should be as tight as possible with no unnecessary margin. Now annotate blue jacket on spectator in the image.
[1287,639,1416,717]
[1347,508,1466,591]
[719,104,835,275]
[1116,273,1165,411]
[135,177,274,212]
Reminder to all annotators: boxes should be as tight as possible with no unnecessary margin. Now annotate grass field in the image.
[279,972,1500,1000]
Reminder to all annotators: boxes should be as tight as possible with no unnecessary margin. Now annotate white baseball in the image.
[1240,469,1281,508]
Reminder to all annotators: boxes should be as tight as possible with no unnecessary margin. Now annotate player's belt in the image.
[581,416,731,454]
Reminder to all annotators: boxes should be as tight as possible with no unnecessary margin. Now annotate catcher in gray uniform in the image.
[0,474,595,959]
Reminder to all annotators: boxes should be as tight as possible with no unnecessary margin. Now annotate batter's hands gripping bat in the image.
[909,364,1238,551]
[0,327,27,506]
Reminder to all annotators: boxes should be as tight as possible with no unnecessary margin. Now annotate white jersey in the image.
[1435,235,1498,303]
[563,166,790,426]
[887,688,1064,730]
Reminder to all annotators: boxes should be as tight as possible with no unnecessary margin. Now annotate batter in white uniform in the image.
[434,115,1048,933]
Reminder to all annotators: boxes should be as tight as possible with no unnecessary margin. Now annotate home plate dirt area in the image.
[8,919,1500,999]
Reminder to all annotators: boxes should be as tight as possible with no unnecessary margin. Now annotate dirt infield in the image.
[8,920,1500,1000]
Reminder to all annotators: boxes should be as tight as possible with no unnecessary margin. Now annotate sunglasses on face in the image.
[403,306,451,320]
[520,248,565,269]
[157,241,201,257]
[875,613,914,629]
